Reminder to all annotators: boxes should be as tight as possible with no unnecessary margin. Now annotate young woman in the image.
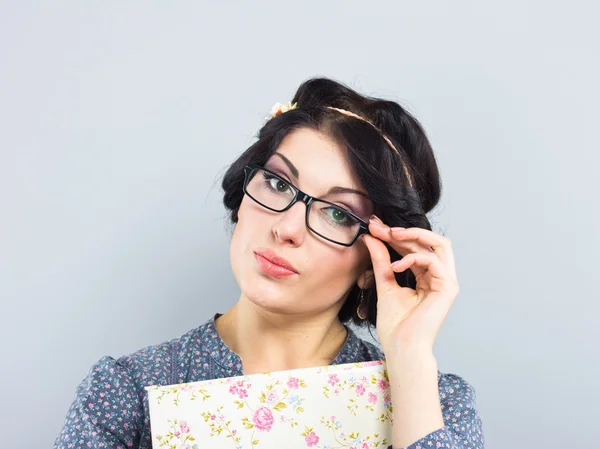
[54,77,484,449]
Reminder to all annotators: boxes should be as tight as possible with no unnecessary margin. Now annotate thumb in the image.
[361,234,398,297]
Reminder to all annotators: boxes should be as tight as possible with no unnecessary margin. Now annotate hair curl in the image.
[221,77,442,328]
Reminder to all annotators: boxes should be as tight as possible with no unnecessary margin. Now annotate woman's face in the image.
[230,127,374,318]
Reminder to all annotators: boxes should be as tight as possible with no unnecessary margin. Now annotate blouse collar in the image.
[203,313,364,374]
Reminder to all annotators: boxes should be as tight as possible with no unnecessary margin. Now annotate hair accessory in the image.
[267,102,298,120]
[265,102,414,187]
[326,107,399,154]
[357,288,367,320]
[327,106,414,188]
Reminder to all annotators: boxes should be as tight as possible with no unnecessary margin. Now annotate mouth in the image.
[253,248,299,277]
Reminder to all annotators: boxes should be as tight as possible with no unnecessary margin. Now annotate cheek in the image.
[230,200,249,274]
[237,196,268,230]
[312,245,364,281]
[302,246,365,308]
[230,198,268,275]
[234,198,256,238]
[232,199,254,245]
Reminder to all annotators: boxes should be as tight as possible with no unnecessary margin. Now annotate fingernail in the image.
[369,214,384,225]
[390,227,406,232]
[389,260,404,269]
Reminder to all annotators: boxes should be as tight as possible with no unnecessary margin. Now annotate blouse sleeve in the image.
[391,373,485,449]
[53,356,143,449]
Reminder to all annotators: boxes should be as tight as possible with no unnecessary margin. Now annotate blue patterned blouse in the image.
[54,313,484,449]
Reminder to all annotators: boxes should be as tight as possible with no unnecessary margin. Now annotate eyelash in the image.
[267,168,360,216]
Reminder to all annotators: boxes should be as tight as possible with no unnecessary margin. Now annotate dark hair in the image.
[221,77,442,328]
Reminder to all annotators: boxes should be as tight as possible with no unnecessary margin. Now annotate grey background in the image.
[1,2,598,448]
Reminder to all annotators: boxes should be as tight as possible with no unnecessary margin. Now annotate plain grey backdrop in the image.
[1,2,598,448]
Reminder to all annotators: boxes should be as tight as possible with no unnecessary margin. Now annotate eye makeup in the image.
[262,160,371,220]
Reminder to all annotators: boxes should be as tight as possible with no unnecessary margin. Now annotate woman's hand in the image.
[361,215,459,356]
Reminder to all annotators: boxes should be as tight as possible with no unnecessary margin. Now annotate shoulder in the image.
[356,337,386,361]
[436,371,485,445]
[82,322,206,392]
[343,327,386,363]
[438,371,477,397]
[54,322,212,447]
[116,339,174,385]
[437,371,480,413]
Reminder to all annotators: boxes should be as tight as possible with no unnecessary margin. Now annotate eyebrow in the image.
[273,152,369,199]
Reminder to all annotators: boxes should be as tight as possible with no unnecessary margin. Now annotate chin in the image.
[244,278,316,318]
[244,281,295,313]
[248,298,295,315]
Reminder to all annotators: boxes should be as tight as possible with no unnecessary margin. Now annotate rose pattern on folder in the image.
[147,361,392,449]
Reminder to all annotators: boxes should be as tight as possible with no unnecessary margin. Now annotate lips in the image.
[253,248,298,274]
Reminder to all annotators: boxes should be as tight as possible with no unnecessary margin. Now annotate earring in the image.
[356,288,367,320]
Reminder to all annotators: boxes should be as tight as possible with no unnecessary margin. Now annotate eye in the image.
[323,206,357,227]
[328,207,348,222]
[262,172,293,194]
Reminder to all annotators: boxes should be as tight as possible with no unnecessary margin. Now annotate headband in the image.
[267,102,414,187]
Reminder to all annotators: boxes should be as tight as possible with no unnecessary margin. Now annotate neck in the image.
[215,296,348,375]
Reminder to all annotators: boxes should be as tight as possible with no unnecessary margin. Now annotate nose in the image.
[272,200,308,246]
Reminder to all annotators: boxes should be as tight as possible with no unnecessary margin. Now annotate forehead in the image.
[266,128,363,192]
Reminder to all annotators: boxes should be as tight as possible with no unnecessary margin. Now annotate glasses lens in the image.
[245,167,297,211]
[245,167,362,245]
[308,199,361,245]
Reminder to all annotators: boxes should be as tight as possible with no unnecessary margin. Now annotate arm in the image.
[53,356,143,449]
[387,351,484,449]
[361,217,484,448]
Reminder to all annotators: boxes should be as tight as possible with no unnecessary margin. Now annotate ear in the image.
[357,266,375,290]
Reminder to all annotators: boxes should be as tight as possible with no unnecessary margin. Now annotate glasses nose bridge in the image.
[296,189,312,205]
[291,188,315,212]
[281,188,314,223]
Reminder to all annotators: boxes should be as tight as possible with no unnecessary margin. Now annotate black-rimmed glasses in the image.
[242,163,370,247]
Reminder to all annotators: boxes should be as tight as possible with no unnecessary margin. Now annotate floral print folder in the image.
[145,360,393,449]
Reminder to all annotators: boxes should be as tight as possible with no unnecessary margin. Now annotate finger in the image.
[370,219,457,283]
[368,221,430,278]
[370,215,451,254]
[361,234,399,297]
[390,228,456,279]
[390,227,451,255]
[390,252,455,292]
[393,253,459,327]
[368,222,427,255]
